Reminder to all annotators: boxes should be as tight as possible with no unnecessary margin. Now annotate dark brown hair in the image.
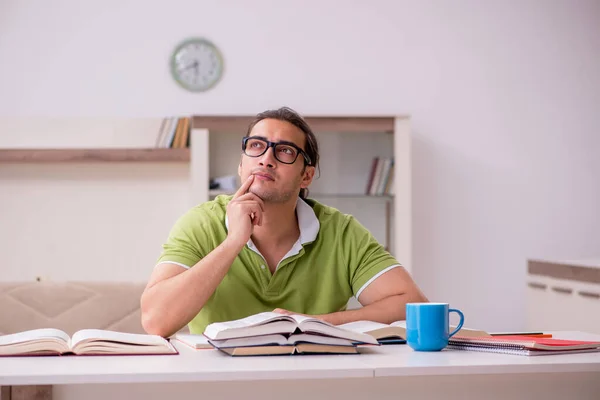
[245,107,320,199]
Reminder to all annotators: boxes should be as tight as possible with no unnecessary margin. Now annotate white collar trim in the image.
[225,197,320,261]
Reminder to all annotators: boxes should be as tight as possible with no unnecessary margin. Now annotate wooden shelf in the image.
[209,190,393,199]
[193,116,397,133]
[0,148,190,163]
[310,193,393,198]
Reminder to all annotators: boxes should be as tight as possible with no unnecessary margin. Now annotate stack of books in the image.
[202,312,379,356]
[448,335,600,356]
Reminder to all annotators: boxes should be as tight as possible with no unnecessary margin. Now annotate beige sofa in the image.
[0,281,150,336]
[0,281,192,400]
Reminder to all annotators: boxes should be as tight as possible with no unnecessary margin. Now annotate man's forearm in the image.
[141,238,245,337]
[317,294,416,326]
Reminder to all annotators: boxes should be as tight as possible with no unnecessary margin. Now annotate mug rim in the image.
[406,302,449,306]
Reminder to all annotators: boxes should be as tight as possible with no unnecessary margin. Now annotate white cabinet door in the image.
[526,277,555,331]
[527,274,600,334]
[571,281,600,334]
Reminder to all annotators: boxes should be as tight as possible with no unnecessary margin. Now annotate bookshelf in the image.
[0,114,411,277]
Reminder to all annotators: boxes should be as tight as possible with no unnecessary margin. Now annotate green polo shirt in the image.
[156,195,401,334]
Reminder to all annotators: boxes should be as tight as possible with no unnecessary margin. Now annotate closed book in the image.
[210,333,357,356]
[448,335,600,355]
[217,343,358,357]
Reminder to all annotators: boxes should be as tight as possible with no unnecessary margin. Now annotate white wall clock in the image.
[170,38,224,92]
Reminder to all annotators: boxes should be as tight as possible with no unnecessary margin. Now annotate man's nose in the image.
[258,145,277,167]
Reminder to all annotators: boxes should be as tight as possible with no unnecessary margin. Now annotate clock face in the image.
[170,38,223,92]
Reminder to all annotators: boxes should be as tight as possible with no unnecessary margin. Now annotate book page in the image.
[294,343,358,355]
[288,333,353,347]
[450,325,490,337]
[204,312,293,338]
[71,329,169,348]
[338,321,392,333]
[210,334,288,348]
[292,314,338,328]
[0,328,69,346]
[299,321,379,345]
[222,345,294,356]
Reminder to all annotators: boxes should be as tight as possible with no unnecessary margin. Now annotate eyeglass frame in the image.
[241,136,312,166]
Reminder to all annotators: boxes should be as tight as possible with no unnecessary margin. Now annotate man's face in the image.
[238,118,315,203]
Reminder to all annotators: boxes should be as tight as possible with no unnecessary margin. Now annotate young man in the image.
[141,107,428,337]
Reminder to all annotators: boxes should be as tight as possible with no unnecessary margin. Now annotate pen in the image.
[490,332,553,338]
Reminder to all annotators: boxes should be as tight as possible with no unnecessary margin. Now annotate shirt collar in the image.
[225,197,320,247]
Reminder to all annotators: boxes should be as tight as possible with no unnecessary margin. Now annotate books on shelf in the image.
[0,328,178,356]
[155,116,191,149]
[365,157,394,196]
[203,312,379,356]
[448,335,600,356]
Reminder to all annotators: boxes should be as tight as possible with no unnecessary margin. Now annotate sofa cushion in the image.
[0,281,148,336]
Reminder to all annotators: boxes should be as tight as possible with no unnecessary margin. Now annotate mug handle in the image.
[448,308,465,338]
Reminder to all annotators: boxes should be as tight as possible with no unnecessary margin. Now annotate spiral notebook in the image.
[448,335,600,356]
[447,344,600,356]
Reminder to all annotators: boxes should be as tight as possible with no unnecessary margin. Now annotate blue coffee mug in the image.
[406,303,464,351]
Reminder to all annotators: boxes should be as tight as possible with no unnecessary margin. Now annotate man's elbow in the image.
[141,310,166,337]
[140,303,176,337]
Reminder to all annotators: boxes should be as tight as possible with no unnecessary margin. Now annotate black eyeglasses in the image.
[242,136,312,165]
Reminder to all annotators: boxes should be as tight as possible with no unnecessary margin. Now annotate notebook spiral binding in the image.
[447,344,530,356]
[448,340,527,350]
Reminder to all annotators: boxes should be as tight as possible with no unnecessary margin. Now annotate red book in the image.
[450,335,600,351]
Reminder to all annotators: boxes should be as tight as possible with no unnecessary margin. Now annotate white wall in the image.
[0,118,193,282]
[1,0,599,331]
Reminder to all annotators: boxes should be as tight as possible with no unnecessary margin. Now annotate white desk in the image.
[1,331,599,400]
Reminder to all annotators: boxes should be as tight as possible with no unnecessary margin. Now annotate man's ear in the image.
[300,166,315,188]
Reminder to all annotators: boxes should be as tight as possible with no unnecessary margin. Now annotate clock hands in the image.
[178,60,199,73]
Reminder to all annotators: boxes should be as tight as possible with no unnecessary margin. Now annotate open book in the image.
[203,312,379,345]
[337,321,408,344]
[0,328,177,356]
[338,320,491,344]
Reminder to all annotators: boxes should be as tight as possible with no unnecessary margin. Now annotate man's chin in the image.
[249,187,268,201]
[249,187,290,203]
